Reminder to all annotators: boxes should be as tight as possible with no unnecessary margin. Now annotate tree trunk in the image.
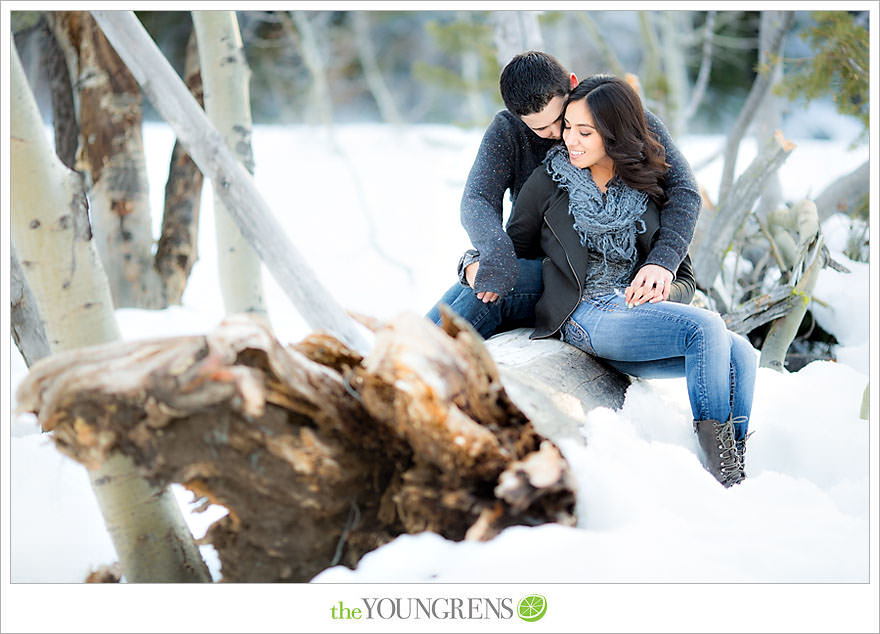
[192,11,268,318]
[658,11,688,139]
[15,310,585,582]
[10,244,52,366]
[759,199,825,371]
[492,10,544,67]
[48,11,165,309]
[352,11,403,126]
[155,29,204,306]
[814,160,869,222]
[40,15,78,170]
[691,130,796,288]
[717,11,794,206]
[753,11,788,222]
[11,42,209,584]
[286,11,334,126]
[91,10,371,355]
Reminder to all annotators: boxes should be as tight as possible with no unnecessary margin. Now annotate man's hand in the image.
[464,261,499,303]
[625,264,673,307]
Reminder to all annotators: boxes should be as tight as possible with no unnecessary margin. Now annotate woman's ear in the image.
[569,73,579,90]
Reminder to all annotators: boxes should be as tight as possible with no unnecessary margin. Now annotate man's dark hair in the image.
[499,51,570,116]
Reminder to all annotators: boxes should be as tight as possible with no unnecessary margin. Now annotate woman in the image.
[506,75,756,487]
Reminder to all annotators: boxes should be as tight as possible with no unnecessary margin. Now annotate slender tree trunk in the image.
[155,29,204,305]
[753,11,787,222]
[659,11,688,138]
[717,11,794,206]
[637,11,667,121]
[286,11,334,126]
[814,160,869,222]
[759,200,825,371]
[680,11,717,131]
[10,244,52,366]
[91,10,371,354]
[48,11,165,309]
[11,42,209,583]
[192,11,268,318]
[576,13,626,77]
[691,130,796,287]
[352,11,403,126]
[492,10,543,67]
[40,15,78,170]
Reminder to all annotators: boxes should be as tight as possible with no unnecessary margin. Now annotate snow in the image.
[3,120,876,631]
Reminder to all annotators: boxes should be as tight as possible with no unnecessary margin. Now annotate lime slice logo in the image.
[517,594,547,622]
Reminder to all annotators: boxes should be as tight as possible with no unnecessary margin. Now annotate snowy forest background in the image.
[3,7,877,634]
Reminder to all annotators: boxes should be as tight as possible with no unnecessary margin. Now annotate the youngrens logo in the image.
[329,595,547,621]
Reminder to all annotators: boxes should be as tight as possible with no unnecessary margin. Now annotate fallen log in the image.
[16,309,620,582]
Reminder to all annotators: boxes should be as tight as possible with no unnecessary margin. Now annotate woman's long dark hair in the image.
[565,75,668,203]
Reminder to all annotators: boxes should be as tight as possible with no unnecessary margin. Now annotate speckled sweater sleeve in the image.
[459,115,520,296]
[643,110,702,273]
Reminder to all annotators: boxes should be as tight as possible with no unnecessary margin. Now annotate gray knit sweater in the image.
[459,109,701,296]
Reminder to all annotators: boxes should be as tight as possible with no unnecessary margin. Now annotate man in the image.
[427,51,701,338]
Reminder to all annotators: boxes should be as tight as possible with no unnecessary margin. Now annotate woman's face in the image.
[562,98,611,171]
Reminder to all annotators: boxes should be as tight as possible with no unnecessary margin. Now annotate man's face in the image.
[519,95,566,140]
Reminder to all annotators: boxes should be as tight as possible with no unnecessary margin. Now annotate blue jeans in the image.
[426,258,544,339]
[562,292,756,439]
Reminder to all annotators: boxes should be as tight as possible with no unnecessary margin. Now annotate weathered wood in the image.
[717,11,795,205]
[50,11,165,309]
[16,311,577,582]
[155,29,204,306]
[10,244,51,366]
[485,328,631,444]
[91,10,370,354]
[691,129,796,287]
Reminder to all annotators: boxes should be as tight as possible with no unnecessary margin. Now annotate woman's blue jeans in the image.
[426,258,544,339]
[562,292,756,440]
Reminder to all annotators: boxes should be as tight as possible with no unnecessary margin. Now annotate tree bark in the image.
[814,160,869,222]
[192,11,268,318]
[155,29,204,306]
[11,41,209,584]
[691,130,796,288]
[352,11,403,126]
[15,310,582,582]
[40,15,79,170]
[717,11,794,206]
[10,244,52,366]
[492,10,544,67]
[91,10,371,355]
[285,11,334,126]
[48,11,165,309]
[753,11,788,222]
[759,199,825,371]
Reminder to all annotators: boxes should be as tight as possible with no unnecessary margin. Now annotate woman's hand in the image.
[465,262,499,303]
[625,264,673,307]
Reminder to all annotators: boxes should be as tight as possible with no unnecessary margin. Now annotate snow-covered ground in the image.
[3,120,876,632]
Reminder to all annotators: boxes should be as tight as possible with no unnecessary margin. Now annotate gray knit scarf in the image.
[543,143,648,285]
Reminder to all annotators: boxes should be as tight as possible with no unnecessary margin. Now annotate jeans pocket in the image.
[562,319,597,356]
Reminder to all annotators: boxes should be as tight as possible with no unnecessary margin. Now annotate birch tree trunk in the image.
[10,244,52,366]
[691,130,796,287]
[91,10,371,355]
[47,11,165,309]
[717,11,794,206]
[753,11,788,222]
[492,10,544,67]
[192,11,268,318]
[11,42,209,583]
[351,11,403,126]
[658,11,688,139]
[155,29,204,305]
[287,11,334,126]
